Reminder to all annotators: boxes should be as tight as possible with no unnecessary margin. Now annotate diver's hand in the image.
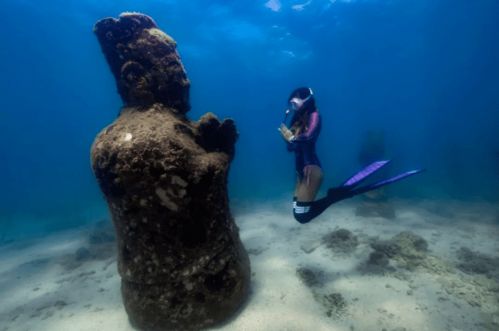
[278,123,295,142]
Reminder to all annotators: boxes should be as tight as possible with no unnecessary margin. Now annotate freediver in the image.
[278,87,425,224]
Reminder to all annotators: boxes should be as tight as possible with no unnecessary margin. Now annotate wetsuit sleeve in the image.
[293,111,320,142]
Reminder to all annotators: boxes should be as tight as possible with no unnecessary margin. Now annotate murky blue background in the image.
[1,0,498,239]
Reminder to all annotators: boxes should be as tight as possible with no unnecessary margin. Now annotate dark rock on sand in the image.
[370,240,399,259]
[368,251,390,267]
[456,247,499,279]
[52,301,68,311]
[315,292,348,318]
[91,12,250,331]
[359,249,395,274]
[322,229,359,255]
[366,231,429,272]
[296,267,324,288]
[296,266,347,318]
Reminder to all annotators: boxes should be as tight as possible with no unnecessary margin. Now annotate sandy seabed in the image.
[1,199,498,331]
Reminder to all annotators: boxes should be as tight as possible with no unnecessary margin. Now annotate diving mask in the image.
[288,88,314,112]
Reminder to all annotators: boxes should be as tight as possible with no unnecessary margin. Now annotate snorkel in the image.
[282,108,292,124]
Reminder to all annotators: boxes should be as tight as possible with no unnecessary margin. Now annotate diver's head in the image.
[288,87,315,113]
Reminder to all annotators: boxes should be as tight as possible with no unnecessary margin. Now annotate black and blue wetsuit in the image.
[287,110,322,179]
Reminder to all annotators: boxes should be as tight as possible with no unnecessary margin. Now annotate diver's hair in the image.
[288,87,316,112]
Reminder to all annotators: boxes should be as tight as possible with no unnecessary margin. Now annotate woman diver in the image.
[278,87,425,224]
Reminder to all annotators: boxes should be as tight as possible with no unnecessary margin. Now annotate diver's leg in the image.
[295,165,323,201]
[293,167,425,224]
[294,194,337,224]
[293,165,325,223]
[294,181,365,224]
[297,160,390,220]
[293,162,383,223]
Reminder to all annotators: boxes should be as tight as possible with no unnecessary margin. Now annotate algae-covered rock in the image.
[437,273,499,311]
[322,228,359,255]
[456,247,499,279]
[362,231,429,274]
[91,12,250,331]
[390,231,428,269]
[295,266,347,318]
[370,231,428,271]
[368,251,390,267]
[314,292,348,319]
[296,267,324,288]
[370,239,399,259]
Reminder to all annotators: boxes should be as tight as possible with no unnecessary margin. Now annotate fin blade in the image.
[348,168,426,196]
[342,160,391,187]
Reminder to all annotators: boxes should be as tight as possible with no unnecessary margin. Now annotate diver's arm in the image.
[293,111,320,142]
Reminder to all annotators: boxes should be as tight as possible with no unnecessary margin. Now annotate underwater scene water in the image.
[0,0,498,330]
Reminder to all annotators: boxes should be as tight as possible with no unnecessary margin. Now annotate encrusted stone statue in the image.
[91,12,250,331]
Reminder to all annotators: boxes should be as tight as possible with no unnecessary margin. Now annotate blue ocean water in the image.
[0,0,498,239]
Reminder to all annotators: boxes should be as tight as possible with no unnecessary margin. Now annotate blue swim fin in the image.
[328,166,426,203]
[346,168,426,197]
[341,160,391,187]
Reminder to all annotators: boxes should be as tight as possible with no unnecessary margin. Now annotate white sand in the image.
[1,199,498,331]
